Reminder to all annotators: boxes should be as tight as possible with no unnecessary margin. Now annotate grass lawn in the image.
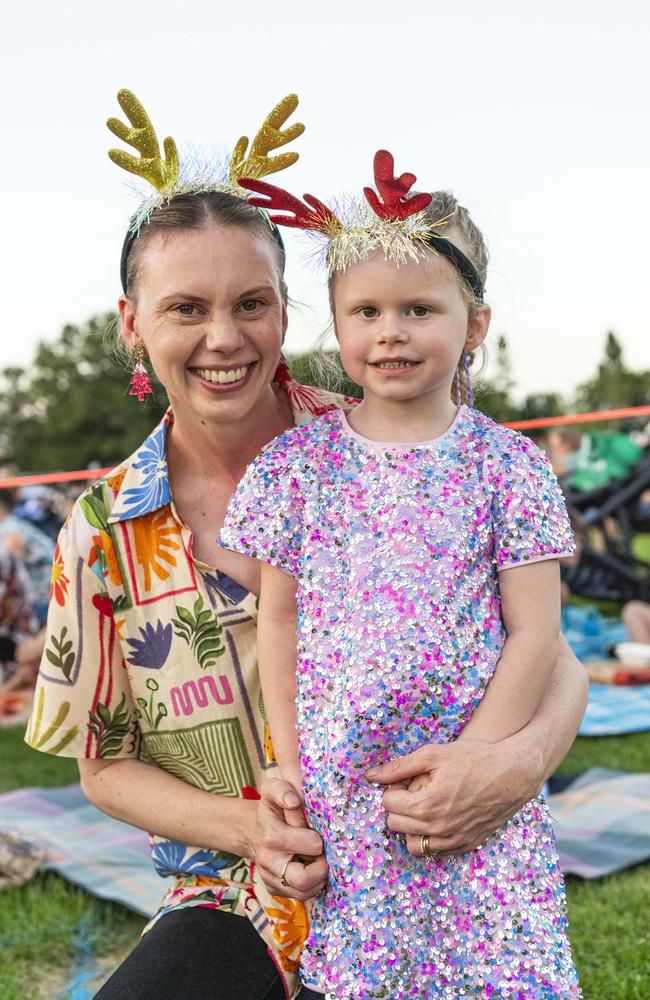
[557,734,650,997]
[1,725,650,998]
[0,731,144,1000]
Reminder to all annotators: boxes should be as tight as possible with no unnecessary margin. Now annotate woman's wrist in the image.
[498,724,547,801]
[221,796,260,859]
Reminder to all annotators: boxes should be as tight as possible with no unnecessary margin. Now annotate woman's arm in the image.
[257,562,303,795]
[367,635,587,855]
[79,758,327,900]
[460,560,561,743]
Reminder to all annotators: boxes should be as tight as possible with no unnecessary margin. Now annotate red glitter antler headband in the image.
[240,149,430,230]
[363,150,433,221]
[239,178,341,234]
[239,148,484,301]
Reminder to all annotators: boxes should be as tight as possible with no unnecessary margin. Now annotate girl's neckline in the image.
[336,405,467,450]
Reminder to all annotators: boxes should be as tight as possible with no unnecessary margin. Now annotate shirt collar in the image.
[107,409,172,524]
[107,371,349,524]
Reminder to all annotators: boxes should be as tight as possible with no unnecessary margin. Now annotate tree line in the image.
[1,316,647,474]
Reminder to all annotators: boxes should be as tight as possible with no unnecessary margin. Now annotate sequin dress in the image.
[221,405,581,1000]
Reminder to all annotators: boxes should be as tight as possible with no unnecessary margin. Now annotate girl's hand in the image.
[366,737,542,856]
[250,778,328,899]
[280,767,307,829]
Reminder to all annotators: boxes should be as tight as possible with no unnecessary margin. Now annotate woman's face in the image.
[119,224,287,428]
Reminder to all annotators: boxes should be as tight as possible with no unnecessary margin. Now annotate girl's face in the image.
[333,250,489,408]
[119,224,287,428]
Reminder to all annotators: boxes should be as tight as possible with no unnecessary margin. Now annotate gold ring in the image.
[421,835,436,858]
[280,859,291,887]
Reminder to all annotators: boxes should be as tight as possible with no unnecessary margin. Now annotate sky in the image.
[2,0,649,401]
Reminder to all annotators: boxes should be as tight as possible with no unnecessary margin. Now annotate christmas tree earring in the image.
[129,345,154,402]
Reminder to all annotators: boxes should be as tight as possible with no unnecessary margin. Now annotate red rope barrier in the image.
[504,404,650,431]
[0,468,110,489]
[1,403,649,490]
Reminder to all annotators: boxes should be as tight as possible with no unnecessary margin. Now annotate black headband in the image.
[119,216,287,294]
[424,234,484,303]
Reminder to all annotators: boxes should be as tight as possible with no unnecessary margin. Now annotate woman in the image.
[26,100,587,1000]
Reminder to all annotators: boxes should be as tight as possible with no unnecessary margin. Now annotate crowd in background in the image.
[0,485,80,699]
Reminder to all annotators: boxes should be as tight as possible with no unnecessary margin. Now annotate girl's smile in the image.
[368,356,422,375]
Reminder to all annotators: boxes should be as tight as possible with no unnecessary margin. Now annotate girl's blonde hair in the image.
[317,191,489,401]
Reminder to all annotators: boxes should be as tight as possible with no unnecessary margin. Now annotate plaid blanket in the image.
[2,772,649,921]
[0,784,162,916]
[579,682,650,736]
[558,606,650,736]
[548,767,650,878]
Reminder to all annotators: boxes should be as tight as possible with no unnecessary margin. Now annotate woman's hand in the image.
[367,736,543,857]
[249,778,328,900]
[367,638,587,857]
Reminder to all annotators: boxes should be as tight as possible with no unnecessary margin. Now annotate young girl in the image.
[220,153,581,998]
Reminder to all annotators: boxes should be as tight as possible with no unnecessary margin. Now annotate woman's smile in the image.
[190,362,257,392]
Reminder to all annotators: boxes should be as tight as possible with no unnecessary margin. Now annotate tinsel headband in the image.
[107,89,305,292]
[240,150,484,302]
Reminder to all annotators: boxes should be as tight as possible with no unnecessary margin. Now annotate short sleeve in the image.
[25,502,140,760]
[220,434,305,579]
[491,432,574,571]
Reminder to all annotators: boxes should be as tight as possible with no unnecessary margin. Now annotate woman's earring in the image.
[129,345,154,402]
[273,352,291,388]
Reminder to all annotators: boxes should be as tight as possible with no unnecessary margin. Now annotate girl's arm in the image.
[460,560,561,744]
[258,561,303,795]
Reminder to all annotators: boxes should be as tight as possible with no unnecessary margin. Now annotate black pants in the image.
[94,907,319,1000]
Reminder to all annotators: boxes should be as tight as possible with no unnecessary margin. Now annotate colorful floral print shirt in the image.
[25,372,351,998]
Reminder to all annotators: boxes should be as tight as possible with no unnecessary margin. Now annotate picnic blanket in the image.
[579,682,650,736]
[560,606,650,736]
[548,767,650,878]
[561,604,628,662]
[0,784,162,917]
[2,770,649,921]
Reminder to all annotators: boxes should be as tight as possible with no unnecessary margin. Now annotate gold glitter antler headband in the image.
[230,94,305,182]
[108,89,306,291]
[107,89,180,193]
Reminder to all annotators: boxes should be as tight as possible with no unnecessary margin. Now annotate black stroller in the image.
[561,447,650,603]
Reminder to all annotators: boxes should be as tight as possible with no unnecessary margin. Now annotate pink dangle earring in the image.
[273,352,291,389]
[129,345,154,402]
